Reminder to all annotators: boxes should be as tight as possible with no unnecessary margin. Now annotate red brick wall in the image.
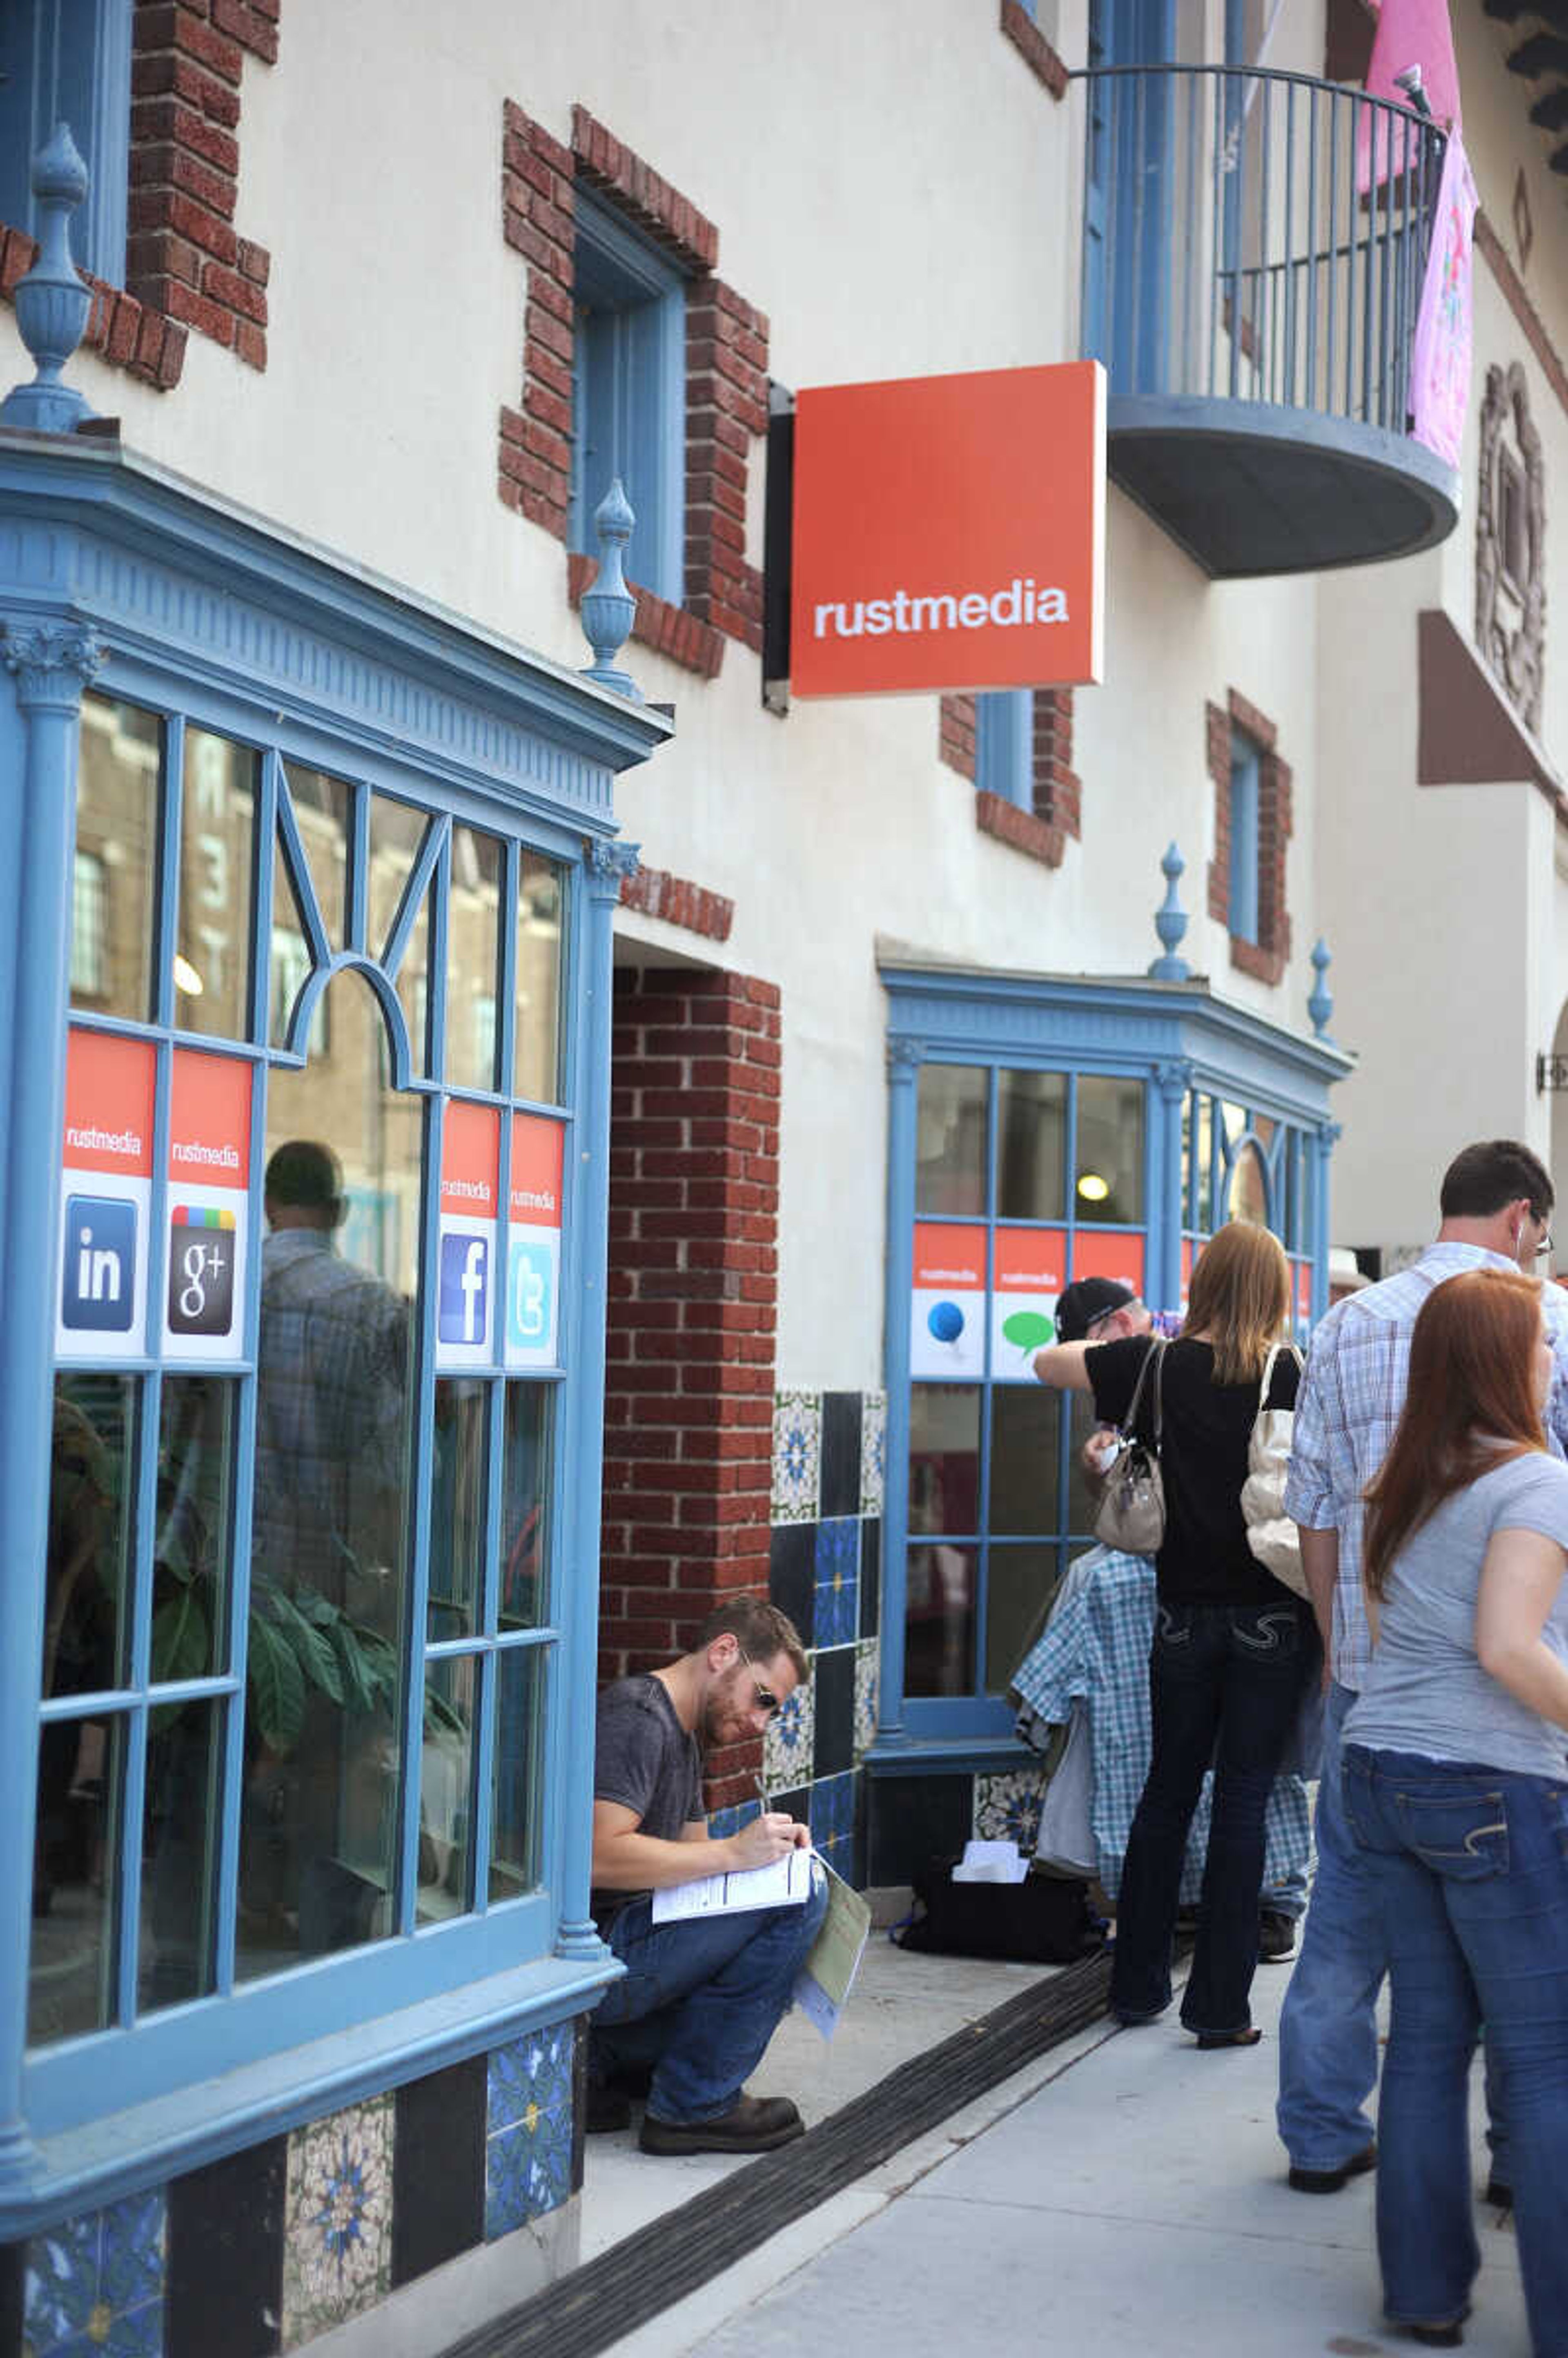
[942,687,1082,869]
[0,0,277,387]
[600,968,781,1811]
[1207,689,1293,986]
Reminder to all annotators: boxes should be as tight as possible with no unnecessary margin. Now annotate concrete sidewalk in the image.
[602,1960,1526,2358]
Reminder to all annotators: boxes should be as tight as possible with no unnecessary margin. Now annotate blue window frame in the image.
[570,187,687,607]
[1227,723,1261,944]
[975,691,1033,811]
[0,0,132,283]
[1082,0,1176,391]
[876,966,1344,1751]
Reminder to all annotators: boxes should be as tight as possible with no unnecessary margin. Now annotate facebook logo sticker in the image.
[439,1230,489,1346]
[62,1195,137,1332]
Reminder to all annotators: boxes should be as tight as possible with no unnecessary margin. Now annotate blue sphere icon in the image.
[927,1299,964,1343]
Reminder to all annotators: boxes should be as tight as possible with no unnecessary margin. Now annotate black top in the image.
[1088,1335,1300,1607]
[590,1672,704,1927]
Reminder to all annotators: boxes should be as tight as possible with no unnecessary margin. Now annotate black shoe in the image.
[1288,2142,1376,2193]
[1258,1908,1298,1963]
[1394,2303,1470,2348]
[1482,2176,1513,2211]
[639,2093,804,2156]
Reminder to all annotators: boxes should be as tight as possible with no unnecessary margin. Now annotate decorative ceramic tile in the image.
[809,1771,855,1870]
[24,2190,166,2358]
[167,2136,285,2358]
[485,2021,576,2241]
[860,1392,887,1515]
[818,1392,863,1518]
[281,2097,393,2347]
[853,1640,879,1759]
[392,2059,485,2289]
[768,1522,817,1645]
[974,1769,1049,1853]
[707,1800,761,1841]
[771,1391,821,1523]
[812,1645,855,1781]
[762,1675,813,1793]
[813,1517,858,1649]
[858,1517,881,1639]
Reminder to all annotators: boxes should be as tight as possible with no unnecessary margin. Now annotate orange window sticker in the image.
[1071,1230,1147,1297]
[441,1102,500,1221]
[510,1112,565,1230]
[912,1223,987,1291]
[992,1228,1068,1296]
[169,1049,252,1187]
[62,1030,156,1178]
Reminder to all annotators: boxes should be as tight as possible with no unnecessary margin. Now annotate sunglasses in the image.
[733,1642,782,1716]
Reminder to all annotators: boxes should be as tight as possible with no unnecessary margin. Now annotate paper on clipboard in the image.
[650,1845,814,1923]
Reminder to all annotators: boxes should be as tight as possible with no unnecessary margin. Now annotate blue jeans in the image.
[592,1870,828,2124]
[1341,1747,1568,2352]
[1111,1598,1314,2036]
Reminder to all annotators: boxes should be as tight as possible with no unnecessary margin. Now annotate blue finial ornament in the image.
[579,478,643,701]
[0,123,98,434]
[1308,938,1334,1039]
[1149,842,1191,980]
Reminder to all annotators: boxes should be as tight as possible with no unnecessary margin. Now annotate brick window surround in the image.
[0,1,277,392]
[1206,689,1294,985]
[940,688,1082,868]
[1000,1,1070,98]
[600,968,781,1812]
[500,103,768,682]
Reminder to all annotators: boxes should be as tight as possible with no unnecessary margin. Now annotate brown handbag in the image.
[1092,1338,1167,1556]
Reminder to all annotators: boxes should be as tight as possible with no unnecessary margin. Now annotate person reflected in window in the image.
[244,1141,410,1961]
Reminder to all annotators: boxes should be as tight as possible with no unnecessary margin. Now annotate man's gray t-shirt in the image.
[1345,1452,1568,1776]
[591,1673,704,1924]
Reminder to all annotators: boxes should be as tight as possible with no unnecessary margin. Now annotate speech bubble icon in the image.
[1002,1309,1055,1353]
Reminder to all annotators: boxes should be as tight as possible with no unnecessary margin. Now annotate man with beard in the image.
[589,1596,826,2155]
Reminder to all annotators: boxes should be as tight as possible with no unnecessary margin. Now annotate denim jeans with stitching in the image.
[1111,1597,1315,2036]
[592,1867,828,2123]
[1341,1745,1568,2352]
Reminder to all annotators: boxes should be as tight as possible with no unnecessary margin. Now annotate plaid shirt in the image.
[1013,1545,1311,1904]
[1283,1242,1568,1690]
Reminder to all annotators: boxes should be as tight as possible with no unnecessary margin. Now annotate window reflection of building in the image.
[69,849,107,999]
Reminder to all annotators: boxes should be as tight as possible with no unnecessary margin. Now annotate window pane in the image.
[419,1656,475,1923]
[154,1376,236,1682]
[904,1544,976,1696]
[515,853,565,1106]
[1075,1076,1145,1225]
[430,1380,488,1642]
[986,1543,1059,1693]
[997,1070,1066,1221]
[239,978,416,1980]
[71,851,108,997]
[909,1386,980,1536]
[30,1711,125,2046]
[370,793,433,1081]
[915,1066,986,1216]
[178,729,257,1038]
[74,692,159,1023]
[501,1384,553,1631]
[140,1696,223,2014]
[49,1375,137,1696]
[1067,1390,1107,1536]
[1228,1138,1269,1227]
[490,1644,545,1902]
[989,1389,1060,1536]
[285,764,352,950]
[447,825,503,1091]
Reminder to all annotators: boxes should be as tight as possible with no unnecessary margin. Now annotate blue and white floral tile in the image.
[24,2189,165,2358]
[762,1676,813,1794]
[853,1640,879,1760]
[860,1391,887,1516]
[486,2022,575,2241]
[974,1769,1049,1854]
[813,1518,858,1649]
[771,1391,821,1523]
[809,1771,855,1871]
[281,2096,393,2347]
[707,1799,762,1841]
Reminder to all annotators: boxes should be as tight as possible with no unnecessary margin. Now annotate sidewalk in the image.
[599,1957,1527,2358]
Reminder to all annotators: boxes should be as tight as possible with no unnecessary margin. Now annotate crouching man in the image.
[590,1596,828,2155]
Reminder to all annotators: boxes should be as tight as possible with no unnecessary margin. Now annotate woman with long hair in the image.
[1035,1220,1314,2045]
[1343,1268,1568,2352]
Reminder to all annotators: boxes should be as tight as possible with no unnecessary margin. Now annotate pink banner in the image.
[1408,130,1478,468]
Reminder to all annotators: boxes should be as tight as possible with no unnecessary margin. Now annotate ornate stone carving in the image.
[1475,360,1545,735]
[584,836,641,896]
[2,620,107,712]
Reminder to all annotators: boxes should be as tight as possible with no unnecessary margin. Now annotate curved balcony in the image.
[1076,64,1459,578]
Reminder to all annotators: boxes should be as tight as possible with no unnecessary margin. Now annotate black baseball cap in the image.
[1054,1277,1135,1343]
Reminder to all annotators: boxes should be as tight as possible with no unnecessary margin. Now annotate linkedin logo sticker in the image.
[62,1196,138,1333]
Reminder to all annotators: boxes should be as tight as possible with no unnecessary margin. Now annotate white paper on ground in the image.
[951,1839,1029,1884]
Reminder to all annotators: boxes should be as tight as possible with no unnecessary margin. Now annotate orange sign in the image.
[441,1102,499,1220]
[993,1227,1067,1294]
[790,361,1105,698]
[912,1222,987,1290]
[62,1030,156,1178]
[169,1050,252,1187]
[1072,1230,1146,1297]
[510,1113,564,1231]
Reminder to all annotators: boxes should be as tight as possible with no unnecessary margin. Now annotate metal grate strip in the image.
[440,1950,1112,2358]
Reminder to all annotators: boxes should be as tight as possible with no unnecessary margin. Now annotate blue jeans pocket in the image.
[1394,1788,1509,1879]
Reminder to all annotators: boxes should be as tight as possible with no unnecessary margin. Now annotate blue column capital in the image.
[1153,1057,1193,1104]
[583,836,640,902]
[887,1035,924,1076]
[3,618,107,713]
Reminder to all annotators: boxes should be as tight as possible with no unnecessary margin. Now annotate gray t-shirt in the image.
[591,1673,704,1923]
[1345,1452,1568,1776]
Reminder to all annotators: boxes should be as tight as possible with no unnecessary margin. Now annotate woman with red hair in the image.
[1343,1267,1568,2353]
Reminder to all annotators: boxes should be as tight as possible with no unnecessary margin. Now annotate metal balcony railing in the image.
[1078,63,1447,436]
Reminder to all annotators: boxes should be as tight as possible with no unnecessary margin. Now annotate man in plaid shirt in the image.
[1278,1139,1568,2194]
